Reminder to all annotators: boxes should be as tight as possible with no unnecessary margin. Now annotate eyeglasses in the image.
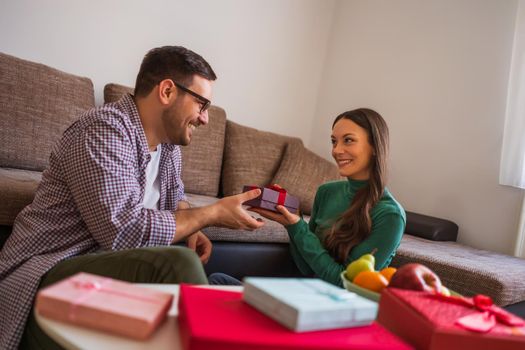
[172,82,211,113]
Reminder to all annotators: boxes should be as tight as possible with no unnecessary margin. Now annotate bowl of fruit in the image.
[340,251,394,302]
[340,271,382,302]
[341,252,455,301]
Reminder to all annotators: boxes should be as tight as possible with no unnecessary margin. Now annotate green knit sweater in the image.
[286,179,406,286]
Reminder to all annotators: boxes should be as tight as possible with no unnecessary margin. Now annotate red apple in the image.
[388,263,442,293]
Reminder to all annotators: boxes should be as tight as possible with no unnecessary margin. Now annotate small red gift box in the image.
[377,288,525,350]
[242,185,300,213]
[35,272,173,340]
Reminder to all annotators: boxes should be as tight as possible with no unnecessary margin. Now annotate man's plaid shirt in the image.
[0,94,186,349]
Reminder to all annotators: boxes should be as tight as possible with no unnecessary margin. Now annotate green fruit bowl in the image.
[340,271,381,302]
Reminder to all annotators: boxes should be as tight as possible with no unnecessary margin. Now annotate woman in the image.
[209,108,405,286]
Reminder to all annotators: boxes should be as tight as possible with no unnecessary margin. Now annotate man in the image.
[0,46,264,349]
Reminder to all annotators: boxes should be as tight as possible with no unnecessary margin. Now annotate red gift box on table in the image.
[178,284,413,350]
[377,288,525,350]
[35,272,173,340]
[242,185,300,213]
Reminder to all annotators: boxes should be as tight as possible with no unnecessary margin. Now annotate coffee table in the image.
[35,284,243,350]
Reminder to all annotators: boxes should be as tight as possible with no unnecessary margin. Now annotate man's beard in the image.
[161,104,189,146]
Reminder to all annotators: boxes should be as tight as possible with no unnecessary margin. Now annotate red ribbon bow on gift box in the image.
[246,184,288,206]
[431,292,524,333]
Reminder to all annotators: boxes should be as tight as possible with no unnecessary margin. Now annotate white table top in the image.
[35,284,243,350]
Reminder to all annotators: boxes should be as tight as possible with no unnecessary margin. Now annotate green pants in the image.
[20,246,208,350]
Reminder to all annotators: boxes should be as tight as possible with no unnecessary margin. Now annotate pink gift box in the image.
[35,272,173,340]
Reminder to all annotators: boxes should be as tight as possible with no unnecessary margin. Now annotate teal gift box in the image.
[242,277,378,332]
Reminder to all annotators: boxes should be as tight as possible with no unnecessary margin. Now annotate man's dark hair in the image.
[134,46,217,97]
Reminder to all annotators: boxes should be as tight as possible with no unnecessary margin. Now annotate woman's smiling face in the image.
[331,118,374,180]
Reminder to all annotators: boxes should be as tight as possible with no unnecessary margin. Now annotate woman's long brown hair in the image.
[323,108,389,264]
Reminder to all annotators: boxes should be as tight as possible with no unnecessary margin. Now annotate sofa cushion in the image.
[103,83,226,197]
[186,193,292,243]
[103,83,133,103]
[181,106,226,197]
[221,121,302,196]
[272,140,341,215]
[391,234,525,306]
[0,168,42,225]
[0,52,95,171]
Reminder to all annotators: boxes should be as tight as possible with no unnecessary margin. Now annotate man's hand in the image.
[173,190,264,243]
[186,231,212,264]
[248,205,300,226]
[211,189,265,230]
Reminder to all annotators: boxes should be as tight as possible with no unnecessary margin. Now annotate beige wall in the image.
[309,0,524,254]
[0,0,336,144]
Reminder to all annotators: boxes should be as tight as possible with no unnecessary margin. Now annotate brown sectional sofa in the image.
[1,52,525,316]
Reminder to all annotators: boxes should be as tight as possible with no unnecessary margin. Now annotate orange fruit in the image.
[353,271,389,293]
[379,267,397,283]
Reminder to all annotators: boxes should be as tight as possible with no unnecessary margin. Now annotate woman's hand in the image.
[248,205,300,226]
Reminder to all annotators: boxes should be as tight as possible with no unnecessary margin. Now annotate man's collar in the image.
[120,93,176,154]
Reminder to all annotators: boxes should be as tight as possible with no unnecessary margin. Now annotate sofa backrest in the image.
[103,83,227,197]
[221,121,302,196]
[103,83,132,105]
[272,140,342,214]
[0,52,95,171]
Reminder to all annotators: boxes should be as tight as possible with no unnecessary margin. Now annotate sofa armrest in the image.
[405,211,458,241]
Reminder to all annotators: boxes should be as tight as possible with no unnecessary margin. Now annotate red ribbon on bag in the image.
[430,292,524,333]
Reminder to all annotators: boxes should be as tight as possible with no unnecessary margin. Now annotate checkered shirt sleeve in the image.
[60,106,177,249]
